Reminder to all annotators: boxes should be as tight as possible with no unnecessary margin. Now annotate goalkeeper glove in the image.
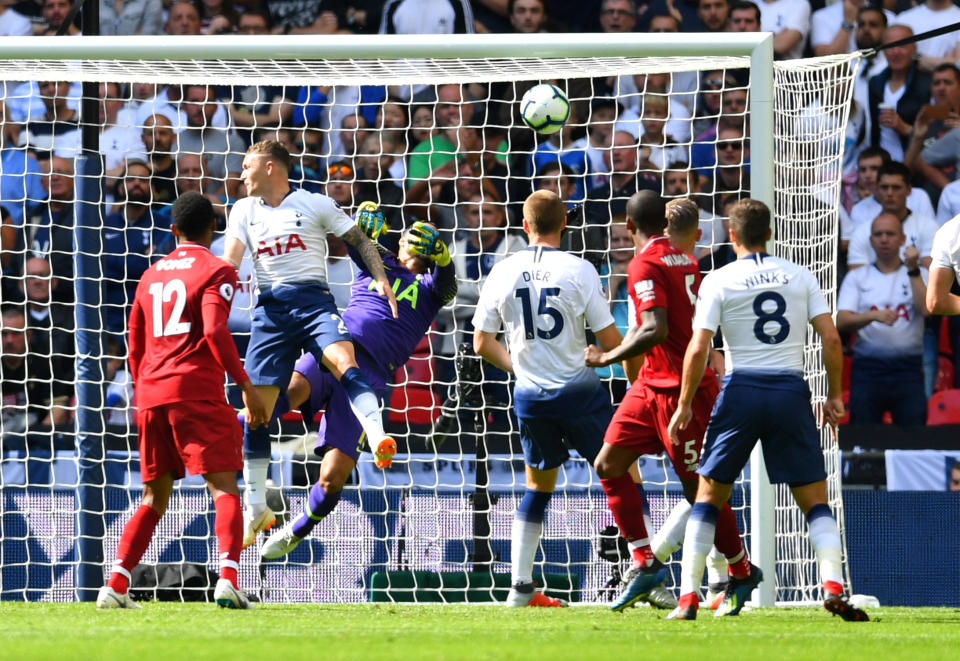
[407,221,451,267]
[355,201,386,241]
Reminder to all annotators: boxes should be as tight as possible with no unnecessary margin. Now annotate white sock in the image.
[642,501,654,549]
[511,517,542,585]
[348,396,386,446]
[653,499,692,562]
[808,512,844,586]
[243,457,270,509]
[679,504,718,598]
[706,547,729,585]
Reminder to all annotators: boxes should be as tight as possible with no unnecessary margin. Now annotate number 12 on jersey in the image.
[148,279,191,338]
[515,287,564,340]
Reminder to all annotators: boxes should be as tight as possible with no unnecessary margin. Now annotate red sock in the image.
[107,504,160,594]
[823,580,844,597]
[600,475,650,563]
[214,493,243,588]
[713,503,750,579]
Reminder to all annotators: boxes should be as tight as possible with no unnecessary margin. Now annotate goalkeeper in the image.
[257,205,457,558]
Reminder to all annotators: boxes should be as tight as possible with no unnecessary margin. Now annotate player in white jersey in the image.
[665,199,869,622]
[222,140,399,547]
[926,213,960,315]
[472,190,628,608]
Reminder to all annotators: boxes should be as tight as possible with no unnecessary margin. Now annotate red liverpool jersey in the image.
[629,235,714,389]
[128,242,248,409]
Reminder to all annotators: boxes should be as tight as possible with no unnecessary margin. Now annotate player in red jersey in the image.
[585,192,755,612]
[97,192,268,610]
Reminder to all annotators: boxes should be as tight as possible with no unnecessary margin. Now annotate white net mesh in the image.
[770,54,859,604]
[0,41,858,604]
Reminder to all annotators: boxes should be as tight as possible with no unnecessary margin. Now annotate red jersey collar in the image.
[173,242,212,254]
[639,235,669,254]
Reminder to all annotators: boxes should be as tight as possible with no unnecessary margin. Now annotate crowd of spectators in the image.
[3,0,960,455]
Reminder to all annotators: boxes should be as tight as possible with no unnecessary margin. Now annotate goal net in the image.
[0,34,857,605]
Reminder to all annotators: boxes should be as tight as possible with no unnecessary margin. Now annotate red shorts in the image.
[136,399,242,483]
[602,378,720,482]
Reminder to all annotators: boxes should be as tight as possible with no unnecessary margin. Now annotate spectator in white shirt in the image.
[896,0,960,70]
[0,2,33,34]
[757,0,810,60]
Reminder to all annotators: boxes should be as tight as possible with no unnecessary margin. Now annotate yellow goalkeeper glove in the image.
[355,201,386,241]
[407,221,451,267]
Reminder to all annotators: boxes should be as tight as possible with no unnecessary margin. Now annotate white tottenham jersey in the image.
[930,214,960,286]
[837,264,926,358]
[226,189,355,289]
[694,253,830,374]
[472,246,615,396]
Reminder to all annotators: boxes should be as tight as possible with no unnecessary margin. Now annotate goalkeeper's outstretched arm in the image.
[434,251,457,304]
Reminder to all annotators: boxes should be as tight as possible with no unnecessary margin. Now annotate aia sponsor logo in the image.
[256,233,307,258]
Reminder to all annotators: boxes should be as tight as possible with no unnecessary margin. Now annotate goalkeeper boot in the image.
[373,436,397,469]
[715,563,763,617]
[666,593,699,621]
[242,505,276,549]
[611,560,669,612]
[214,578,254,610]
[824,594,870,622]
[96,585,142,610]
[506,581,568,607]
[645,584,678,610]
[261,520,304,559]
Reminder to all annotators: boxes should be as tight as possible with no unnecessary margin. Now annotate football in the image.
[520,83,570,135]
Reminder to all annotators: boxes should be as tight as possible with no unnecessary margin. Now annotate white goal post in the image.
[0,33,858,606]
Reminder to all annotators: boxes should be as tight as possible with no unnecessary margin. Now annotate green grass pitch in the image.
[1,603,957,661]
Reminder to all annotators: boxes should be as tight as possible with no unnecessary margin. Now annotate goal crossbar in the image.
[0,34,860,607]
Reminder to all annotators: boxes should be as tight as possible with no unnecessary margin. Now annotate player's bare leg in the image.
[203,470,252,609]
[322,339,395,468]
[792,480,868,621]
[506,465,566,608]
[242,384,280,548]
[285,371,312,411]
[261,448,356,559]
[98,474,174,609]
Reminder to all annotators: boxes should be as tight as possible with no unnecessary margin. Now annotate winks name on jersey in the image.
[742,270,790,289]
[256,233,306,258]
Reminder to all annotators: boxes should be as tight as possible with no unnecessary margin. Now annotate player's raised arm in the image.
[341,223,398,318]
[406,220,458,304]
[221,236,246,269]
[221,200,248,268]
